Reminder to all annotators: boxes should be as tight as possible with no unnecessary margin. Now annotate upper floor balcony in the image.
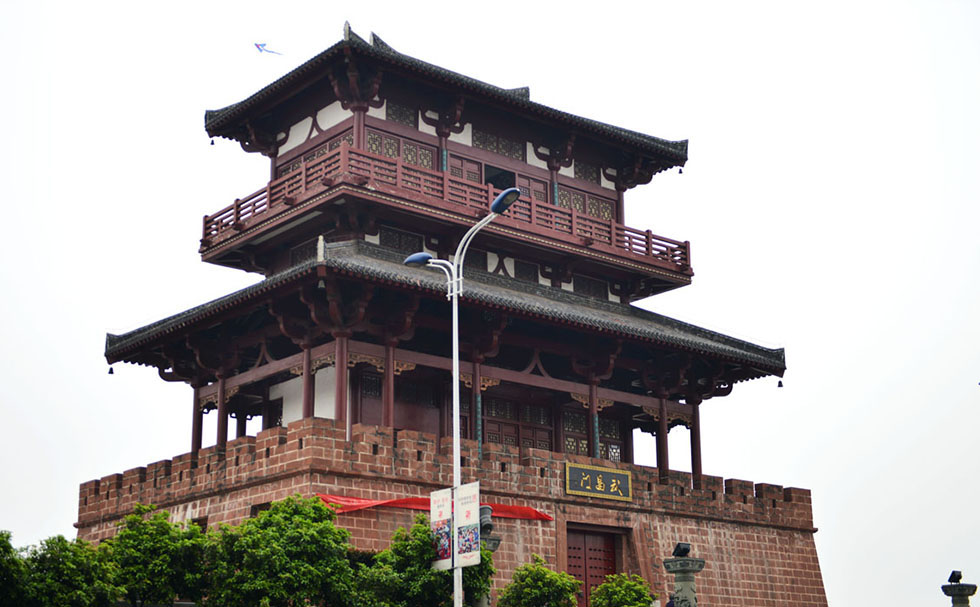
[200,140,692,284]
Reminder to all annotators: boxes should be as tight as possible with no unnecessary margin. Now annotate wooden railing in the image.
[202,144,691,273]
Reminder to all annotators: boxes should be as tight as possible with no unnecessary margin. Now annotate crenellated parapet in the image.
[77,417,814,540]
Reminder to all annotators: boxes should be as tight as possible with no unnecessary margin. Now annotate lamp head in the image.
[403,252,433,267]
[490,187,522,214]
[672,542,691,557]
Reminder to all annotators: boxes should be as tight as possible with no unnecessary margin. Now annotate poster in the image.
[430,488,452,571]
[453,481,481,568]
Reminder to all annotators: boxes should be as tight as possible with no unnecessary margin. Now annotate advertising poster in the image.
[430,488,453,570]
[453,481,481,568]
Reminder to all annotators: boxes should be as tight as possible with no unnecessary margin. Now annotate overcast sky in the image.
[1,1,978,605]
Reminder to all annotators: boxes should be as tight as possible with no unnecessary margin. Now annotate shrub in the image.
[590,572,657,607]
[497,554,580,607]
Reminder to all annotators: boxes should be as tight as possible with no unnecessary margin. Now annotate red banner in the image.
[316,493,553,521]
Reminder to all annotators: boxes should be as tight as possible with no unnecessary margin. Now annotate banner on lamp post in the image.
[430,488,453,571]
[454,481,481,568]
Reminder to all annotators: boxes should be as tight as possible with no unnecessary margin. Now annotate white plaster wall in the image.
[366,101,385,119]
[270,366,338,425]
[538,272,551,287]
[527,144,548,170]
[278,117,314,156]
[364,232,380,245]
[418,114,437,136]
[559,162,574,178]
[485,252,499,274]
[316,101,348,132]
[607,288,619,303]
[448,123,472,146]
[600,169,616,190]
[560,280,574,292]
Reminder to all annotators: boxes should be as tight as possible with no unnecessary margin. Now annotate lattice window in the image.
[487,431,500,444]
[573,275,607,300]
[360,373,382,398]
[328,131,354,151]
[521,404,550,426]
[587,196,613,220]
[503,434,518,446]
[472,128,525,161]
[485,398,517,420]
[378,226,423,255]
[599,418,621,440]
[386,102,417,128]
[574,161,600,184]
[514,259,538,283]
[607,443,622,462]
[564,411,587,434]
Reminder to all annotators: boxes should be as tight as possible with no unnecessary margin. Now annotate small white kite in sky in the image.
[255,43,282,55]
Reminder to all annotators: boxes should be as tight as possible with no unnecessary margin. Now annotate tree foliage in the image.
[590,573,657,607]
[356,513,495,607]
[496,554,581,607]
[104,503,205,607]
[0,530,27,606]
[22,535,119,607]
[203,495,356,607]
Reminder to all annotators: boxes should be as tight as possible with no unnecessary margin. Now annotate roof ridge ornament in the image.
[506,86,530,100]
[370,32,395,53]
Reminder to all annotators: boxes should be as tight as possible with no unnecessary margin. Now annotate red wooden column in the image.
[236,414,247,438]
[689,397,703,489]
[301,344,315,419]
[657,398,669,484]
[352,106,367,149]
[588,377,600,459]
[382,339,396,427]
[191,385,203,456]
[334,332,351,436]
[216,375,228,450]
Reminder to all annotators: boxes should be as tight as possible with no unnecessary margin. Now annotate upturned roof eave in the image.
[104,242,783,376]
[203,33,688,164]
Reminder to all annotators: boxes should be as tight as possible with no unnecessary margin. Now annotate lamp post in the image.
[404,187,521,607]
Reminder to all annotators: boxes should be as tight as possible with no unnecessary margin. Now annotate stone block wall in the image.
[77,417,827,605]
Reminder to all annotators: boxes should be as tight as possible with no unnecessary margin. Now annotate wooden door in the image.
[567,530,617,606]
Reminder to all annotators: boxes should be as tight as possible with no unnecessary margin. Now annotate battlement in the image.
[77,417,814,536]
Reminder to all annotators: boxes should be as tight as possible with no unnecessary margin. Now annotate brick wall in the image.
[77,417,827,606]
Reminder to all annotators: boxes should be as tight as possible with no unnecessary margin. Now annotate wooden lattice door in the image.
[567,530,617,607]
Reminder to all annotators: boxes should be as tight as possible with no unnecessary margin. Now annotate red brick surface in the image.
[76,418,827,606]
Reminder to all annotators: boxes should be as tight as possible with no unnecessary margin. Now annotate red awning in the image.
[316,493,553,521]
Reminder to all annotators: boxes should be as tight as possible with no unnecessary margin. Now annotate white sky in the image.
[1,2,978,605]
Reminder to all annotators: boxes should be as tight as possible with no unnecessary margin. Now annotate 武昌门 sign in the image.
[564,463,632,502]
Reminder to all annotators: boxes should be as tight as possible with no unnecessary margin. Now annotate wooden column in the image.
[615,188,625,223]
[352,108,366,149]
[216,375,228,450]
[689,397,702,489]
[301,345,315,419]
[382,340,395,427]
[472,358,483,457]
[589,377,600,459]
[657,398,669,484]
[334,332,350,436]
[236,414,247,439]
[191,385,203,456]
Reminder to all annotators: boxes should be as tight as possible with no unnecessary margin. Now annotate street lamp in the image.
[404,186,521,607]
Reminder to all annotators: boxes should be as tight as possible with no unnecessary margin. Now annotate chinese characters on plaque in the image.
[430,481,481,570]
[564,463,632,502]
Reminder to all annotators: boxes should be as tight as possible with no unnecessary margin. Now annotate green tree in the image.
[590,573,657,607]
[0,530,27,606]
[204,495,356,607]
[105,503,206,607]
[356,513,494,607]
[496,554,580,607]
[22,535,119,607]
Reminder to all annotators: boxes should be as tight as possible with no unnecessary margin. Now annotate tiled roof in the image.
[106,240,784,376]
[204,27,688,164]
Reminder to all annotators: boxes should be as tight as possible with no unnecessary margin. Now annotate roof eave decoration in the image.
[204,25,688,166]
[104,241,783,377]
